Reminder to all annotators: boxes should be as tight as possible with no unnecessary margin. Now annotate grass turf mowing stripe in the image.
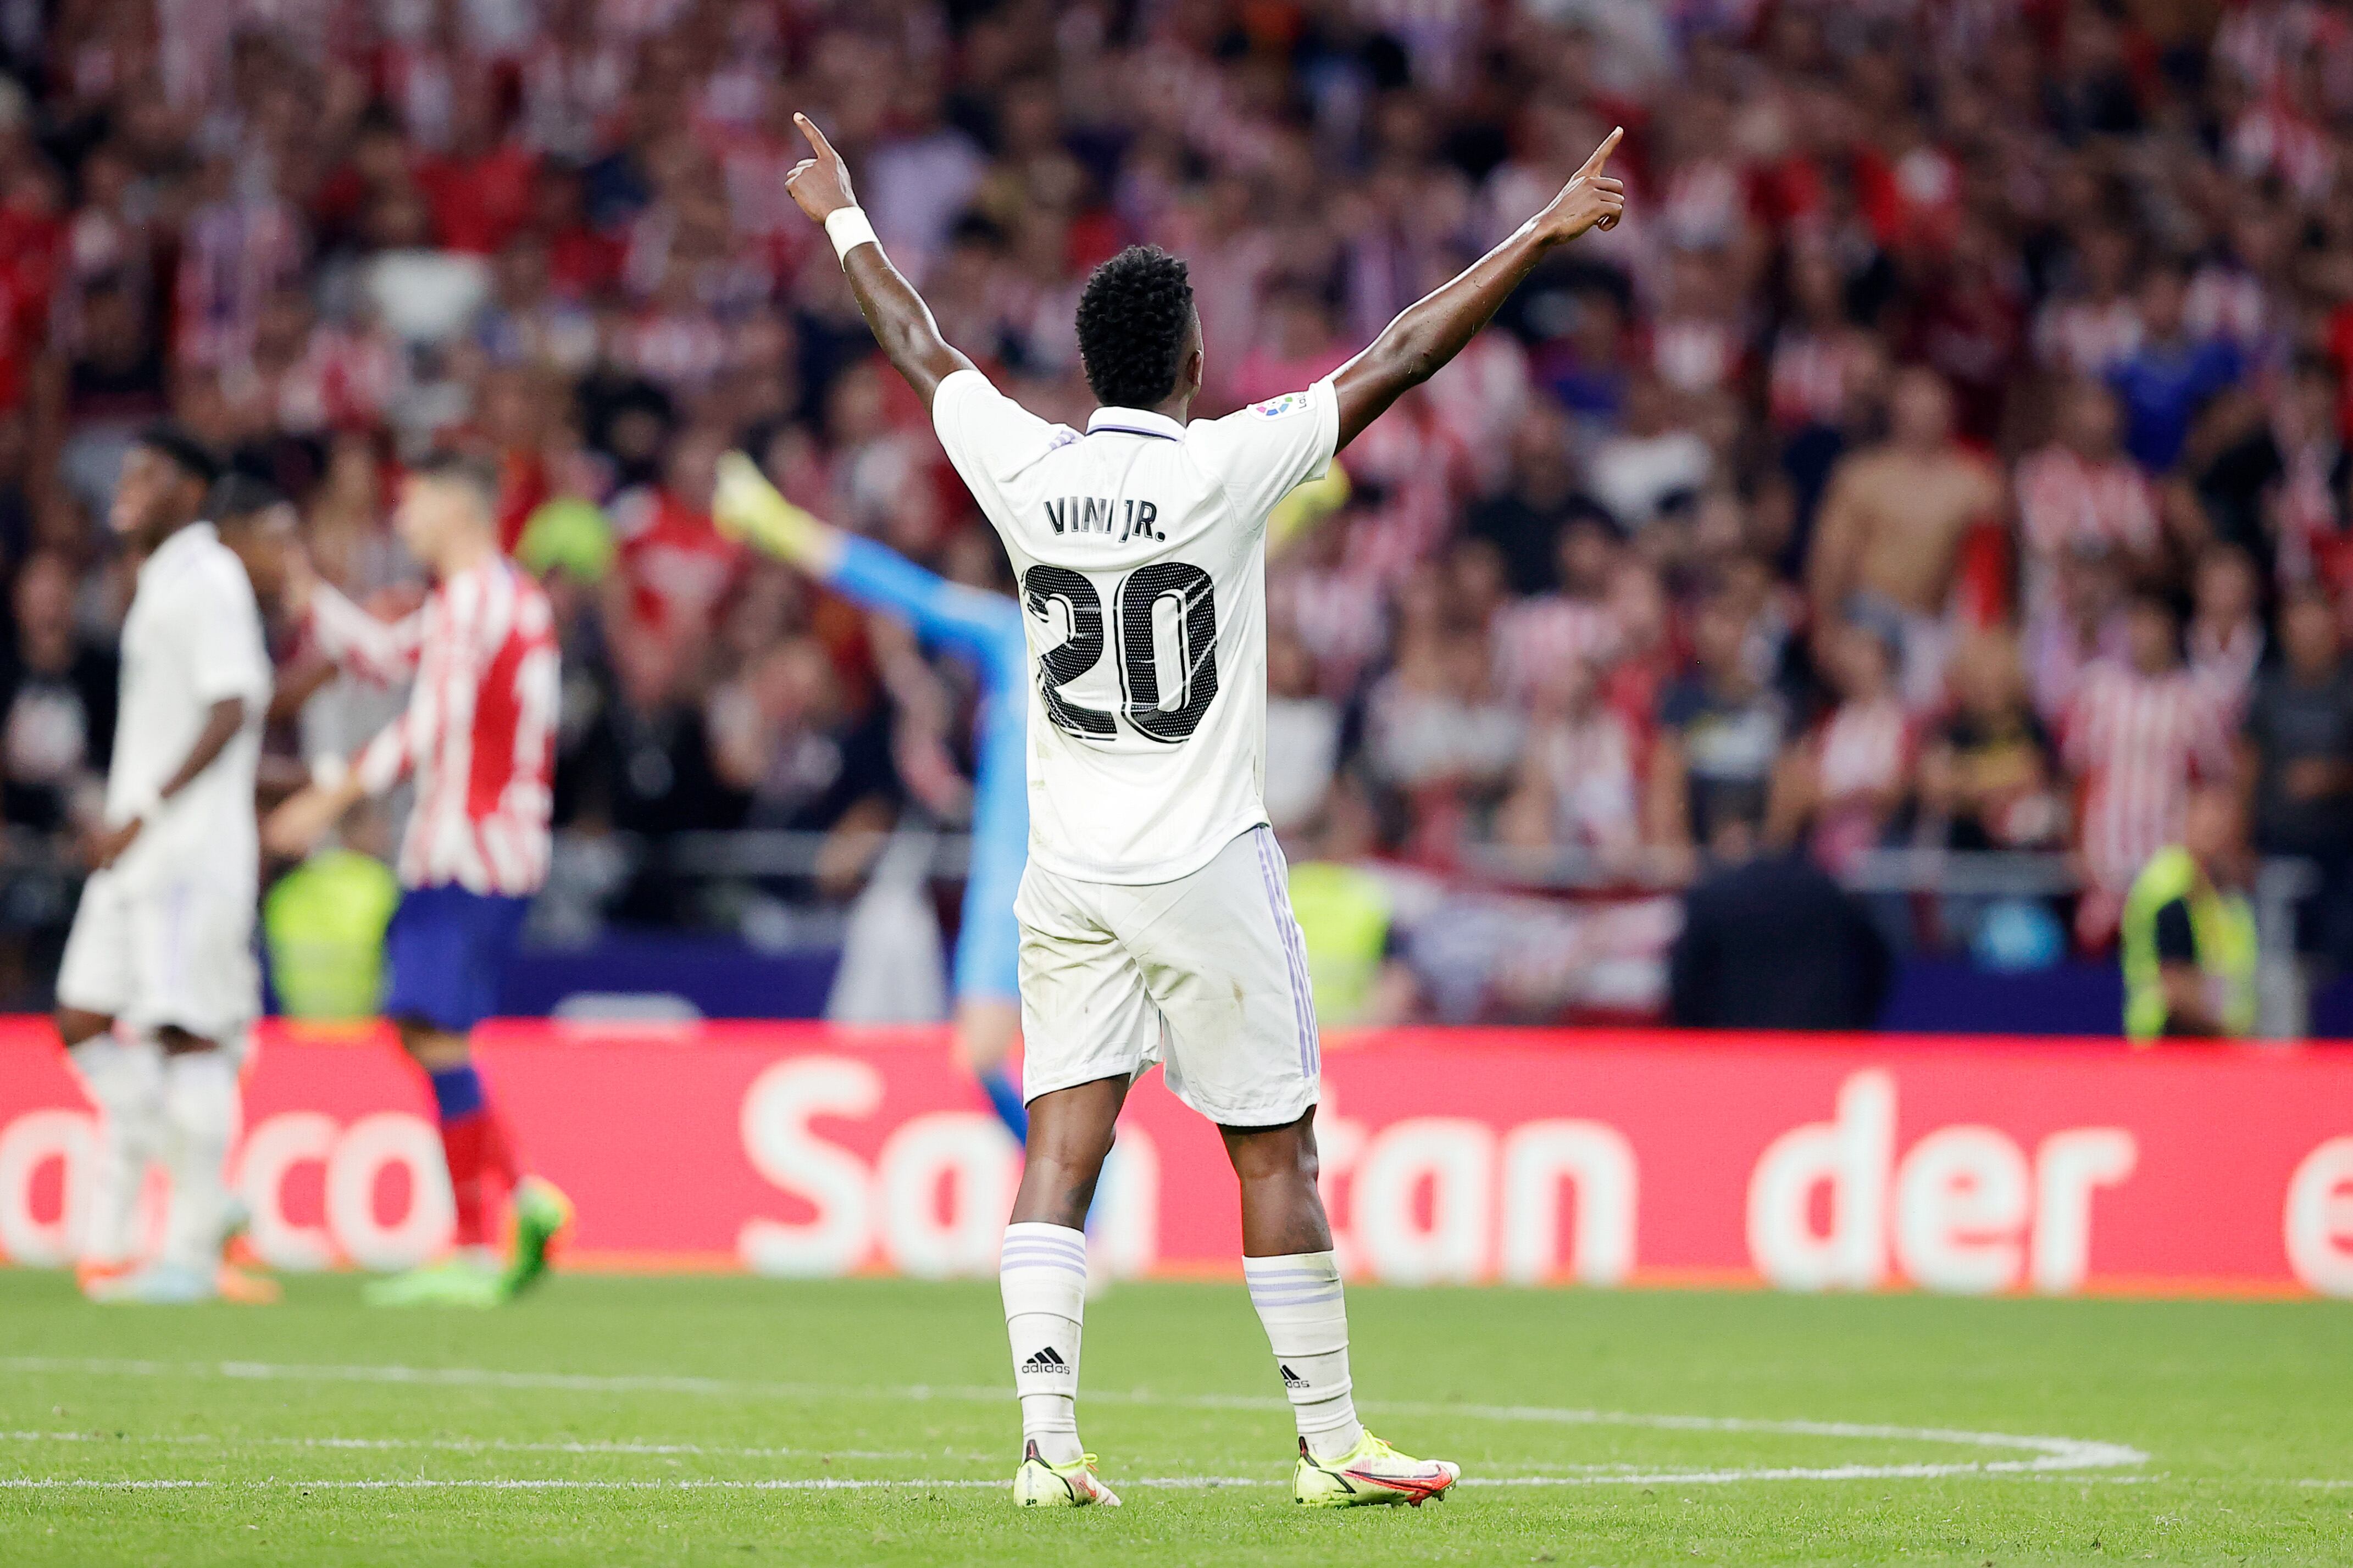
[1,1474,2185,1492]
[0,1354,2150,1479]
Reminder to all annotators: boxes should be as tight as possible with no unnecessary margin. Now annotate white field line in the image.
[0,1472,2180,1492]
[0,1354,2149,1486]
[1,1429,923,1462]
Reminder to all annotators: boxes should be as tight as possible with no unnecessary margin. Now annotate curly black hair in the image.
[1074,245,1196,409]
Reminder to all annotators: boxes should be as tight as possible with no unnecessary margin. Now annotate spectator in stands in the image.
[1490,510,1619,706]
[2065,588,2234,946]
[1650,589,1791,879]
[2108,258,2242,475]
[1775,620,1913,876]
[2256,354,2353,600]
[586,626,736,841]
[1667,818,1892,1031]
[2025,540,2130,727]
[0,414,31,569]
[48,271,169,519]
[1921,629,2066,854]
[1263,624,1339,836]
[1807,368,2004,709]
[2033,223,2142,379]
[2187,542,2265,717]
[706,635,900,852]
[0,550,114,836]
[1363,571,1520,813]
[1497,656,1646,876]
[611,424,740,643]
[1586,372,1709,533]
[1286,776,1417,1029]
[2014,380,2160,618]
[2240,585,2353,972]
[2119,783,2257,1040]
[1467,402,1601,598]
[6,0,2353,1018]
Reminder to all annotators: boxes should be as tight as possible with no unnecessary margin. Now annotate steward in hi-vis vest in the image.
[2119,787,2257,1040]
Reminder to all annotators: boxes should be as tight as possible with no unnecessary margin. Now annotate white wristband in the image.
[824,207,879,266]
[309,754,350,792]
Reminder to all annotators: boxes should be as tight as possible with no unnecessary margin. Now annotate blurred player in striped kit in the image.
[264,452,571,1306]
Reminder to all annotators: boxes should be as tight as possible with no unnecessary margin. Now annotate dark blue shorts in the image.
[381,884,531,1034]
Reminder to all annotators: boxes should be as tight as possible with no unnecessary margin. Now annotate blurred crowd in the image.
[3,0,2353,1017]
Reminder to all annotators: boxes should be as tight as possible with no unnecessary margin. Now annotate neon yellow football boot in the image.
[1011,1440,1122,1507]
[500,1176,573,1299]
[1292,1430,1460,1507]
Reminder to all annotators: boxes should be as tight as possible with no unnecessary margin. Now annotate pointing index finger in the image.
[794,112,836,159]
[1577,126,1624,179]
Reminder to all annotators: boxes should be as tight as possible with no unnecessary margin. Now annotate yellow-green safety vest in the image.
[2119,846,2257,1041]
[1286,860,1393,1027]
[263,849,402,1021]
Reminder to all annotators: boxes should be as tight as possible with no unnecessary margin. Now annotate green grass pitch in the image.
[1,1269,2346,1565]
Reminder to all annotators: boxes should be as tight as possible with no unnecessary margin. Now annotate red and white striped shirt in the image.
[2063,661,2232,893]
[1768,329,1877,433]
[2032,297,2141,377]
[1811,696,1913,874]
[311,559,560,896]
[1527,709,1642,857]
[1492,594,1619,704]
[2015,446,2160,563]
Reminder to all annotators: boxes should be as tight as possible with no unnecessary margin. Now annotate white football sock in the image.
[158,1049,238,1273]
[1244,1250,1364,1460]
[68,1033,165,1269]
[1001,1222,1087,1466]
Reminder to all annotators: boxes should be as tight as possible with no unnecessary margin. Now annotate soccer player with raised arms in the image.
[782,110,1624,1507]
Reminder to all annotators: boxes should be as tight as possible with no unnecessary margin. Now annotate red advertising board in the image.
[3,1019,2349,1298]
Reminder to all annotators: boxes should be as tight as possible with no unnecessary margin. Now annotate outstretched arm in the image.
[786,113,975,408]
[291,547,429,685]
[1331,128,1625,451]
[714,453,1016,664]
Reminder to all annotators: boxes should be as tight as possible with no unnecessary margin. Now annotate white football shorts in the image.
[57,867,259,1049]
[1015,824,1320,1127]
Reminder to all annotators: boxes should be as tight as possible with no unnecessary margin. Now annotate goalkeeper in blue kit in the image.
[715,455,1035,1144]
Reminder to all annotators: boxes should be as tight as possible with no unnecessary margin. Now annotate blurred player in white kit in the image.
[780,110,1624,1505]
[55,427,281,1304]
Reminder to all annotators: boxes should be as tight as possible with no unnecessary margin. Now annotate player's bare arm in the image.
[88,695,247,870]
[786,113,975,409]
[267,653,338,727]
[262,768,368,860]
[1331,127,1624,450]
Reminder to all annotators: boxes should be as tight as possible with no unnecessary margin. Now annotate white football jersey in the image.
[933,369,1339,883]
[108,521,271,894]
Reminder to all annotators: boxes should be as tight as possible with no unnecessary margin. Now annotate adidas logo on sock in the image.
[1280,1364,1308,1389]
[1022,1347,1073,1375]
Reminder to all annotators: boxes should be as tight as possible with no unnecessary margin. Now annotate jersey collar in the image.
[138,519,218,580]
[1086,405,1184,442]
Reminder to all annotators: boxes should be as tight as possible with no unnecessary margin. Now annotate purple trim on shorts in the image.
[1251,827,1318,1082]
